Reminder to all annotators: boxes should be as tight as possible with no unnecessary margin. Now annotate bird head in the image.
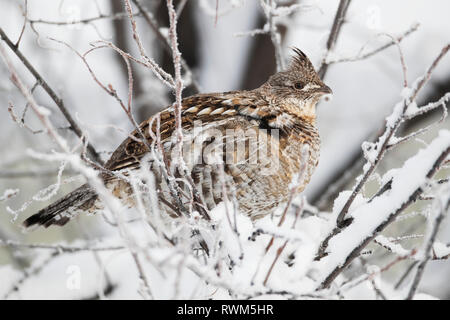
[262,48,332,122]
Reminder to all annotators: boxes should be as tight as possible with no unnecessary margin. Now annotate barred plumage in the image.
[23,48,331,228]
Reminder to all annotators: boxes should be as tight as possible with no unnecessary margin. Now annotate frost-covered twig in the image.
[2,40,156,298]
[316,130,450,289]
[262,146,309,286]
[29,11,141,26]
[340,249,417,294]
[29,149,156,299]
[130,0,200,93]
[15,0,27,47]
[386,96,449,151]
[317,0,352,79]
[0,43,69,152]
[0,189,19,201]
[374,235,413,257]
[260,0,285,71]
[147,115,188,217]
[0,28,102,163]
[235,2,312,38]
[8,101,73,135]
[123,0,147,61]
[121,0,176,88]
[166,0,184,164]
[326,23,419,65]
[404,92,450,120]
[3,251,58,299]
[49,38,154,171]
[375,234,450,262]
[263,199,304,286]
[23,0,138,32]
[234,27,269,38]
[0,240,125,253]
[335,44,450,226]
[406,183,450,299]
[314,65,448,212]
[166,0,210,220]
[383,33,409,88]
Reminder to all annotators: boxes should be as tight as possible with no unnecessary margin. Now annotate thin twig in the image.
[335,44,450,226]
[394,260,419,289]
[28,11,141,26]
[0,240,125,253]
[261,146,309,285]
[406,187,450,299]
[3,251,58,299]
[327,23,419,65]
[260,0,285,71]
[15,0,28,48]
[130,0,200,93]
[0,28,102,164]
[166,0,210,220]
[0,43,69,152]
[319,145,450,289]
[318,0,351,79]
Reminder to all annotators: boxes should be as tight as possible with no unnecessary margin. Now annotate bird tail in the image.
[23,184,98,228]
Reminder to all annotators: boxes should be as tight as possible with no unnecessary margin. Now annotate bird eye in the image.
[294,82,304,90]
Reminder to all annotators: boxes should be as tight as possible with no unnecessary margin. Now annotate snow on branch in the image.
[335,44,450,227]
[406,182,450,299]
[260,0,286,71]
[0,28,102,163]
[316,129,450,289]
[326,23,420,65]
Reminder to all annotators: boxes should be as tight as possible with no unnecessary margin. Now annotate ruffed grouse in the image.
[24,48,331,228]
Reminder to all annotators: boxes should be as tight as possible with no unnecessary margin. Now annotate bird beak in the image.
[318,85,332,95]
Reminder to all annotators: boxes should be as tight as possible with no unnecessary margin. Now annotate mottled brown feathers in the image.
[23,48,331,228]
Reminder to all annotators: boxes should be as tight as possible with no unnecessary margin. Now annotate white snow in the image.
[313,130,450,285]
[0,189,19,202]
[433,242,450,259]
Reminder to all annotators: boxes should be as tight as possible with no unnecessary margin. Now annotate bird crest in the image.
[289,47,316,75]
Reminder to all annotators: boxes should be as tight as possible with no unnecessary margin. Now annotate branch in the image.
[260,0,285,71]
[122,0,175,88]
[312,42,447,211]
[406,184,450,299]
[3,251,58,299]
[0,189,19,201]
[263,146,309,286]
[335,44,450,226]
[0,28,102,164]
[28,11,141,26]
[165,0,210,221]
[318,0,352,79]
[316,131,450,289]
[327,23,419,65]
[166,0,184,161]
[0,168,74,179]
[130,0,200,93]
[0,240,125,253]
[0,42,69,152]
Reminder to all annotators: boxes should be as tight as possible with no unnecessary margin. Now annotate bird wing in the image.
[103,92,271,173]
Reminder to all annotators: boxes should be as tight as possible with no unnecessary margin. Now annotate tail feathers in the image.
[23,184,98,228]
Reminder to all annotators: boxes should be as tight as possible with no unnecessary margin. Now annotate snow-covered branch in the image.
[316,130,450,289]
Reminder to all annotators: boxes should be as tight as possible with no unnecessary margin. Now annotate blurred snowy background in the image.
[0,0,449,299]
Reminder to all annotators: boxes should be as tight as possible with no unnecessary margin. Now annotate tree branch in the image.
[318,0,351,79]
[0,28,102,164]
